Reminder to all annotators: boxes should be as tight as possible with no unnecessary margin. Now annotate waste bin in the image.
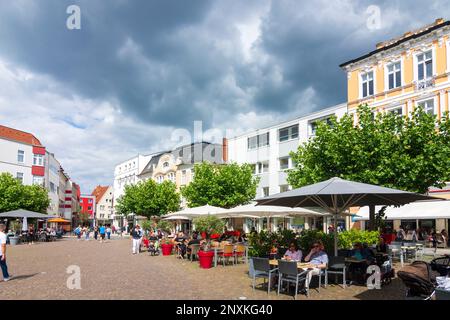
[9,236,20,245]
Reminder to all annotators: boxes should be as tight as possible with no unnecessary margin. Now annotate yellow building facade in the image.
[341,19,450,119]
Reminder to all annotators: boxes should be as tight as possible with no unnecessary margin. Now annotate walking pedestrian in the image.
[99,225,106,243]
[106,225,112,240]
[0,224,12,281]
[74,225,82,240]
[94,226,99,240]
[84,226,90,240]
[131,225,142,254]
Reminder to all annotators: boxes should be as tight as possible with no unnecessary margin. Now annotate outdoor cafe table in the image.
[269,259,312,270]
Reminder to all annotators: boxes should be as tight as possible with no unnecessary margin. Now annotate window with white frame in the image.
[361,71,374,98]
[417,51,433,80]
[279,185,289,193]
[388,107,403,116]
[279,157,289,170]
[16,172,24,184]
[181,170,187,185]
[262,187,269,197]
[32,176,44,186]
[387,62,401,90]
[156,175,164,184]
[50,182,56,193]
[33,154,44,166]
[167,172,175,183]
[278,124,299,142]
[247,132,270,150]
[163,161,169,168]
[17,150,24,163]
[309,117,333,136]
[417,98,435,115]
[254,161,269,174]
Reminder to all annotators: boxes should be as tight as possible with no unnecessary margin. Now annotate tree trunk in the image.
[368,205,375,231]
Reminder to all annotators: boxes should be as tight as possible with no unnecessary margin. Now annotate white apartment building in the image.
[0,125,79,226]
[227,103,348,233]
[112,153,154,228]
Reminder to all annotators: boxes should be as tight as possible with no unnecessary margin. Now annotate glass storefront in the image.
[400,219,417,231]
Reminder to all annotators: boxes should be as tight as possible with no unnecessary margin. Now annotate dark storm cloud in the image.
[1,0,450,129]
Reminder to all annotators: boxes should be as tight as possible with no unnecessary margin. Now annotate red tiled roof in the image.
[0,124,43,146]
[91,185,109,203]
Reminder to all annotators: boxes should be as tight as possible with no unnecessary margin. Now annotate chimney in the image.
[435,18,444,25]
[222,137,228,163]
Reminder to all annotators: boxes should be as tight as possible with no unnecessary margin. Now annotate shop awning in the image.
[354,200,450,220]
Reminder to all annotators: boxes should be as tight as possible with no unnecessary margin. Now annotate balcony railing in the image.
[415,77,435,91]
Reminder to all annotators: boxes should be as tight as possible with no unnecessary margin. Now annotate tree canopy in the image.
[115,179,180,218]
[0,172,50,213]
[288,105,450,194]
[181,162,259,208]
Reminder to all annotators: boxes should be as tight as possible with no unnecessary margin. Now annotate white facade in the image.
[227,104,348,232]
[96,186,114,222]
[228,103,347,197]
[113,154,153,201]
[46,152,63,215]
[0,138,34,185]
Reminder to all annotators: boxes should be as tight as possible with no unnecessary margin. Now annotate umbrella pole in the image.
[334,214,338,256]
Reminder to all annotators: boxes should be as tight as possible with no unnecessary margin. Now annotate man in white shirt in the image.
[0,224,11,281]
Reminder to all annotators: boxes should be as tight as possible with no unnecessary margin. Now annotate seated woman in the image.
[283,242,302,261]
[174,231,187,258]
[304,241,328,290]
[348,242,372,284]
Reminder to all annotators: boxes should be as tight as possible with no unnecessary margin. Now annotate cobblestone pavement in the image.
[0,238,407,300]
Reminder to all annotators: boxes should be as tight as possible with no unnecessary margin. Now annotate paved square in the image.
[0,238,407,300]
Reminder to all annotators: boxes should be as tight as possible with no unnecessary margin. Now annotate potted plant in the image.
[160,238,174,256]
[193,215,225,269]
[157,220,174,256]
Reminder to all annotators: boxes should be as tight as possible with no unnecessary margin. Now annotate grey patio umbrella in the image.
[0,209,53,219]
[256,177,442,256]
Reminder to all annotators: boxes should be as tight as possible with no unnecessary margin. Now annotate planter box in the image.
[161,243,174,256]
[9,236,20,246]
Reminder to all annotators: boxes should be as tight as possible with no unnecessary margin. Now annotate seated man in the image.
[304,241,328,290]
[283,242,302,262]
[376,237,388,253]
[186,233,202,259]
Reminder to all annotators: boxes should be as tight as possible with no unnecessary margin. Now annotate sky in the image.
[1,0,450,193]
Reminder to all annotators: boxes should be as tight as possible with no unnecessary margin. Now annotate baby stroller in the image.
[397,261,438,300]
[430,255,450,276]
[148,239,160,256]
[374,253,395,285]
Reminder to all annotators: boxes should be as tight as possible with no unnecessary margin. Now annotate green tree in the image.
[0,172,50,213]
[116,179,180,218]
[288,105,450,229]
[181,162,259,208]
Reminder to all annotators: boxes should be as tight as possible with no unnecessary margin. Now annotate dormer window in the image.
[163,161,169,168]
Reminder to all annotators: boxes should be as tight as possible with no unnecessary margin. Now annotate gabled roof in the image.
[91,185,110,203]
[0,124,43,146]
[139,142,223,176]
